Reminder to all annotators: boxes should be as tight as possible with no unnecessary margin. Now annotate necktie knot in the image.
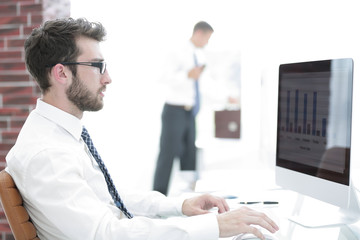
[81,126,133,219]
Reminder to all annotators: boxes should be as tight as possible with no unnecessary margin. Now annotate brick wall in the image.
[0,1,43,238]
[0,0,69,238]
[0,0,42,170]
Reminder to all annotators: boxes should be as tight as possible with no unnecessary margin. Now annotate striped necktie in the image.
[81,127,133,219]
[193,53,200,116]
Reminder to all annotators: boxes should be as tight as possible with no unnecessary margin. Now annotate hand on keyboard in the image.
[233,226,278,240]
[217,206,279,239]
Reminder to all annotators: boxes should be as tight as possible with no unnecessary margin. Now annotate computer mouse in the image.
[233,232,278,240]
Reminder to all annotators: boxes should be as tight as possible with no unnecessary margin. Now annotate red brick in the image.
[2,0,33,3]
[0,225,13,240]
[0,107,29,117]
[0,61,26,71]
[0,26,19,37]
[0,152,8,164]
[31,13,42,25]
[0,50,22,59]
[0,16,27,25]
[0,73,30,82]
[0,222,11,233]
[7,38,26,48]
[0,143,14,152]
[0,4,17,16]
[0,39,4,48]
[2,94,37,105]
[9,117,27,129]
[0,120,8,129]
[20,3,42,14]
[0,86,33,95]
[1,130,20,142]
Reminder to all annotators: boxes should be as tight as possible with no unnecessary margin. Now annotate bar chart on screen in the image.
[277,71,330,168]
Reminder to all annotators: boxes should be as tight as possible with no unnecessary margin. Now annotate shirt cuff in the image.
[157,196,187,216]
[173,213,219,240]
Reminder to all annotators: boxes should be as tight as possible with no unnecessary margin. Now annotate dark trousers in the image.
[153,104,196,195]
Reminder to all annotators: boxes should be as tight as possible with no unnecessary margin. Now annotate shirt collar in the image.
[34,98,83,141]
[188,39,197,50]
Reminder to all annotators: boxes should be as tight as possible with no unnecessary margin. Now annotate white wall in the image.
[71,0,360,192]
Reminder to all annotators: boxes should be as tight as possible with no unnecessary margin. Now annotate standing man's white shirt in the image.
[6,99,219,240]
[162,40,206,107]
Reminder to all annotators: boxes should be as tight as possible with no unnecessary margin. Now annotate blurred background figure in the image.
[153,21,214,195]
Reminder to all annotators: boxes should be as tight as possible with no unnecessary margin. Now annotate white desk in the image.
[194,169,360,240]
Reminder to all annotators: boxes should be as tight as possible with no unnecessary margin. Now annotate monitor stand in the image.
[289,186,360,228]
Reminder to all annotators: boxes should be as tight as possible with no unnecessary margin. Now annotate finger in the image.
[222,198,230,212]
[206,196,227,213]
[245,214,279,233]
[243,225,265,240]
[250,210,279,232]
[236,207,278,233]
[217,198,230,213]
[261,216,279,233]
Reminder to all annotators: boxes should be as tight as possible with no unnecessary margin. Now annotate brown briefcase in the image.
[214,109,241,139]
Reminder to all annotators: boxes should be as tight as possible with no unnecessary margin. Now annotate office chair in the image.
[0,169,40,240]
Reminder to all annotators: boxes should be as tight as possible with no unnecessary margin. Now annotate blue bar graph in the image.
[286,91,290,132]
[303,93,307,134]
[312,92,317,136]
[281,90,326,138]
[294,90,299,133]
[322,118,327,137]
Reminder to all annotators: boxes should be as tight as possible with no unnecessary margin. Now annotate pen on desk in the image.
[239,201,279,205]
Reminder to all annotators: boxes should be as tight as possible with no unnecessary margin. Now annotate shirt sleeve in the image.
[9,147,220,240]
[161,48,193,85]
[122,190,186,217]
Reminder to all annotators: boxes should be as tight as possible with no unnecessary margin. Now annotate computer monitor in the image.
[275,58,360,227]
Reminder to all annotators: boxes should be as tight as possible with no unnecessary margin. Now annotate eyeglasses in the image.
[47,62,107,74]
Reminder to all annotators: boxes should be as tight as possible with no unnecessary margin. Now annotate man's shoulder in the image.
[6,113,78,168]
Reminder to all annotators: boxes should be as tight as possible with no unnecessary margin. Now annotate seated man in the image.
[5,17,278,240]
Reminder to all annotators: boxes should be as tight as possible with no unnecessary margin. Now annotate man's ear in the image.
[51,63,70,85]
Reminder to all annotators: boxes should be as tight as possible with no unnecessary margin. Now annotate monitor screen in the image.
[276,58,353,186]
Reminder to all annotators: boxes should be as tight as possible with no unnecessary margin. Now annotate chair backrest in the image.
[0,169,40,240]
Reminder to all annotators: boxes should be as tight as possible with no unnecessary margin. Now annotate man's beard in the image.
[66,75,104,112]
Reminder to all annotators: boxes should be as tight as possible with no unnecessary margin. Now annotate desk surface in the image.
[195,168,360,240]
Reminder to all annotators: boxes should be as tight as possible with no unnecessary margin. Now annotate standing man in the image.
[5,18,278,239]
[154,21,213,195]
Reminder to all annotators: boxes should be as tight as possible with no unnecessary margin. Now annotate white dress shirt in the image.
[162,40,206,106]
[6,99,219,240]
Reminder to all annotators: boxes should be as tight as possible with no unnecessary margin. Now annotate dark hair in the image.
[24,18,106,93]
[193,21,214,33]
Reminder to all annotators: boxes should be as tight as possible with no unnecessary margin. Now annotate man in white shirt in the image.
[154,21,213,196]
[5,18,278,240]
